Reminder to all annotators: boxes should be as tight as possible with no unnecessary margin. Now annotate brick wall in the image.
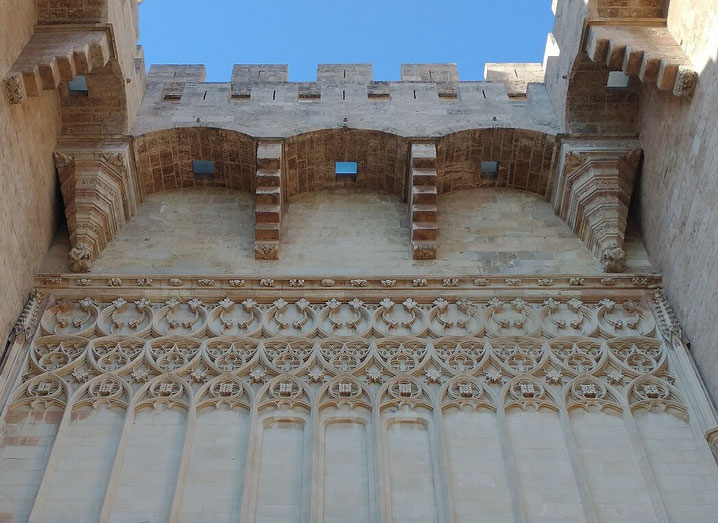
[284,129,409,199]
[133,128,257,197]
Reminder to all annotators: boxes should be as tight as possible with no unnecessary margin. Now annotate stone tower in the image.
[1,0,717,521]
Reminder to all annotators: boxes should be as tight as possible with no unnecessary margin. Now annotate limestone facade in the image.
[1,0,718,521]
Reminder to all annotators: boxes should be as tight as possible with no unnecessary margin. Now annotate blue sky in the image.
[138,1,554,82]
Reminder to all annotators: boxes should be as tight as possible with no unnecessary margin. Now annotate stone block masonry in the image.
[0,288,716,522]
[2,1,718,521]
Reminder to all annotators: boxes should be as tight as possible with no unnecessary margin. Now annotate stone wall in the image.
[633,0,718,402]
[0,289,716,521]
[132,63,561,138]
[40,187,652,276]
[0,0,62,347]
[436,129,557,196]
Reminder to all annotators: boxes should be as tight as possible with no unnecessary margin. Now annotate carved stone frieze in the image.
[25,294,667,392]
[34,273,663,292]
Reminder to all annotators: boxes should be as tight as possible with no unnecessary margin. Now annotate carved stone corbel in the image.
[552,140,641,273]
[54,143,138,272]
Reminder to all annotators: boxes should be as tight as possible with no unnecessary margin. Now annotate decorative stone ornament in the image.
[552,140,642,273]
[68,243,93,273]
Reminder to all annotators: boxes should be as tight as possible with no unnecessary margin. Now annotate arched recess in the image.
[284,129,410,199]
[282,128,412,261]
[436,128,559,197]
[54,127,257,272]
[133,127,258,198]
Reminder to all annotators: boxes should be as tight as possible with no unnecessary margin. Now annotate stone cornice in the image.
[35,273,661,298]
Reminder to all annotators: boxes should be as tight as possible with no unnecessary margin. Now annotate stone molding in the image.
[54,143,138,272]
[35,273,661,294]
[9,291,44,343]
[552,140,642,272]
[650,289,718,455]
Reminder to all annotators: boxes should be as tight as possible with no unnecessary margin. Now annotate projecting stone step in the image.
[412,156,436,169]
[585,24,697,97]
[4,29,112,103]
[255,205,281,223]
[255,223,280,241]
[257,157,281,170]
[256,169,281,186]
[412,204,437,222]
[412,222,438,241]
[256,186,281,205]
[412,168,437,186]
[412,185,437,205]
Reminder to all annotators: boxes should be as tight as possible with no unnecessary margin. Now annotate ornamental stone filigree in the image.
[12,290,43,342]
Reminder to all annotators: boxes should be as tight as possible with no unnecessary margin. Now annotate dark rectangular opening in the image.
[335,161,358,182]
[67,75,88,97]
[192,160,215,177]
[480,161,499,180]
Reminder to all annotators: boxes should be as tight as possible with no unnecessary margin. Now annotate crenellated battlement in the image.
[134,62,559,137]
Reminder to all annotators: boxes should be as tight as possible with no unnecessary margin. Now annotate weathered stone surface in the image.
[2,0,718,521]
